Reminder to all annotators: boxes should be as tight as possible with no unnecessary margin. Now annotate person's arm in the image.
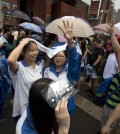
[93,55,103,67]
[101,103,120,134]
[107,24,120,68]
[87,49,92,55]
[6,31,18,50]
[55,98,70,134]
[81,50,87,63]
[7,38,30,72]
[0,43,4,48]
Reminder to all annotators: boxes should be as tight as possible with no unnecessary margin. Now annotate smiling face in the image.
[22,41,39,62]
[53,51,67,67]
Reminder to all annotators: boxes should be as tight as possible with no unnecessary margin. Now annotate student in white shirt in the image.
[16,78,70,134]
[8,38,44,123]
[103,52,118,80]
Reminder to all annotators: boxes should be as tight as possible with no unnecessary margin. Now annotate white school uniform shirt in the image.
[44,65,69,82]
[9,60,44,117]
[103,53,118,79]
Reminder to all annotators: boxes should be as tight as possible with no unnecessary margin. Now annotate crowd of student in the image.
[0,21,120,134]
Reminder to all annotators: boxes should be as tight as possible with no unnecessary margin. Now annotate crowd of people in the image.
[0,20,120,134]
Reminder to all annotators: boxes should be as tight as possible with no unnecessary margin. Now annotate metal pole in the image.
[105,11,108,23]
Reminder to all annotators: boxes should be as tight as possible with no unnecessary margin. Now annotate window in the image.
[3,13,10,20]
[2,2,10,9]
[13,4,17,9]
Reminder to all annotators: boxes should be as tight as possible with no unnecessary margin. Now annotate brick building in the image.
[19,0,114,26]
[88,0,114,26]
[19,0,89,23]
[0,0,115,28]
[0,0,18,27]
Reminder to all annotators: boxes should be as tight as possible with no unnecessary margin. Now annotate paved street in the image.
[0,81,101,134]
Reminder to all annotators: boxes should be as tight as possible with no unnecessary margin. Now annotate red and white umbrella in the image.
[93,23,120,35]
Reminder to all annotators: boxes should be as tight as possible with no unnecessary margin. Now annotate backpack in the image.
[94,77,113,106]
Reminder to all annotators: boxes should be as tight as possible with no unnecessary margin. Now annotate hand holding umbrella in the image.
[106,23,114,36]
[58,21,74,49]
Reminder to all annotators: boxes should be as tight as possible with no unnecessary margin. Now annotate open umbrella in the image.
[46,16,94,37]
[32,17,45,25]
[93,23,120,35]
[19,22,43,33]
[10,9,31,21]
[114,22,120,32]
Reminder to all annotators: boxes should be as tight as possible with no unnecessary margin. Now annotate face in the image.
[9,27,14,34]
[19,30,26,37]
[93,41,99,48]
[23,42,39,62]
[107,45,112,51]
[53,51,67,67]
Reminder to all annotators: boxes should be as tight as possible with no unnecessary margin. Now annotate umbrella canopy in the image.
[19,22,43,33]
[93,23,120,35]
[57,35,67,42]
[46,16,94,37]
[114,22,120,32]
[10,9,31,21]
[32,17,45,25]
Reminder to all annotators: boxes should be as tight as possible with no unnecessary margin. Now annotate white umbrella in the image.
[114,22,120,32]
[46,16,94,37]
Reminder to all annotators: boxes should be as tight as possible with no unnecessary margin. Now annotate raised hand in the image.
[106,23,114,36]
[20,38,30,46]
[58,21,73,42]
[55,98,70,131]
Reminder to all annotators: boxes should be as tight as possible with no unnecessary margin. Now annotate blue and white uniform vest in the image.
[16,106,55,134]
[44,43,81,114]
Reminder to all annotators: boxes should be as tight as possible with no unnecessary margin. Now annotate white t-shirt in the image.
[103,53,118,79]
[0,35,8,44]
[9,60,43,117]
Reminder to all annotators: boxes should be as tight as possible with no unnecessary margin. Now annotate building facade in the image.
[0,0,115,28]
[0,0,18,27]
[88,0,114,26]
[19,0,89,23]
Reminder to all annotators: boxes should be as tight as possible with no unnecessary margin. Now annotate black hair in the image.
[29,78,58,134]
[7,35,14,44]
[46,33,58,47]
[18,41,37,61]
[63,50,68,58]
[22,41,37,53]
[53,50,68,61]
[3,26,10,33]
[94,38,101,44]
[80,40,86,56]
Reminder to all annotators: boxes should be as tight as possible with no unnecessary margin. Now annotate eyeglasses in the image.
[54,55,65,59]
